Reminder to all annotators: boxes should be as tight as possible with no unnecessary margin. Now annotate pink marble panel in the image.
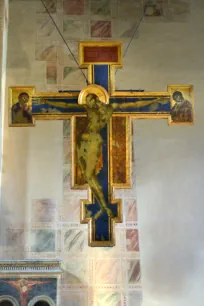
[31,199,56,223]
[91,20,112,38]
[127,259,141,284]
[63,0,84,15]
[95,259,121,284]
[125,199,137,222]
[47,64,57,84]
[35,44,57,61]
[61,196,80,222]
[126,229,139,252]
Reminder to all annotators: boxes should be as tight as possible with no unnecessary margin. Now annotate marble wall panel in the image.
[91,0,111,17]
[30,229,56,252]
[63,0,85,15]
[91,20,112,38]
[31,199,57,223]
[35,44,57,62]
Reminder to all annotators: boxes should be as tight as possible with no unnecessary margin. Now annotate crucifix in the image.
[9,41,194,247]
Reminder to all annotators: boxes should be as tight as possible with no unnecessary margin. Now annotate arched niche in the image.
[28,296,55,306]
[0,296,19,306]
[33,302,50,306]
[0,302,13,306]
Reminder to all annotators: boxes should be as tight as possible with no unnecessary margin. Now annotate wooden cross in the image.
[9,41,194,247]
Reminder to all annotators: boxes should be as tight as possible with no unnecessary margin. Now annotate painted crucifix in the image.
[9,41,194,246]
[0,279,50,306]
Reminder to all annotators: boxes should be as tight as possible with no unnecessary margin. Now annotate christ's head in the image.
[19,279,28,292]
[86,93,99,108]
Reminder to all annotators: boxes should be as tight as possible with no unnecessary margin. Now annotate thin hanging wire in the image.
[41,0,89,85]
[115,0,153,75]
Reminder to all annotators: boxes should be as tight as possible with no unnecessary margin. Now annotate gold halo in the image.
[78,84,109,105]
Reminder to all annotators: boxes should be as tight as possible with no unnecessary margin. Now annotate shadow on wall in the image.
[0,202,13,245]
[0,195,25,259]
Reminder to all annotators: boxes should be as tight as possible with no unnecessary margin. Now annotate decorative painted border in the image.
[0,260,62,274]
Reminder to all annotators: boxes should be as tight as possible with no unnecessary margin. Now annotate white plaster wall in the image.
[1,0,204,305]
[0,0,8,253]
[114,1,204,305]
[1,0,50,254]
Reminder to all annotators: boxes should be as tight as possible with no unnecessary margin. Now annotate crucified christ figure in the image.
[37,93,169,220]
[0,279,50,306]
[77,94,115,220]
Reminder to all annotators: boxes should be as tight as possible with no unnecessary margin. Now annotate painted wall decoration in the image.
[168,85,194,124]
[0,278,56,306]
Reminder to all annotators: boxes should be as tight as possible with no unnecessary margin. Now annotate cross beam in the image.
[9,41,194,246]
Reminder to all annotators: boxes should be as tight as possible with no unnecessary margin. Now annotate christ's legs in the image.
[20,293,27,306]
[86,174,113,220]
[77,135,113,220]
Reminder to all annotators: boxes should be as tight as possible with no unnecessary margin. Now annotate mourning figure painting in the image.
[169,85,194,124]
[9,87,34,126]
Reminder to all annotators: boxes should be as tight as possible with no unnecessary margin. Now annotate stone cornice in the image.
[0,259,62,274]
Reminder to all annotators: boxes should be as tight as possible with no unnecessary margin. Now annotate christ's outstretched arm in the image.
[0,280,20,290]
[112,97,170,110]
[35,98,84,109]
[27,280,50,289]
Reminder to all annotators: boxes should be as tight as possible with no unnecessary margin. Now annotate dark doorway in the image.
[34,302,50,306]
[0,301,13,306]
